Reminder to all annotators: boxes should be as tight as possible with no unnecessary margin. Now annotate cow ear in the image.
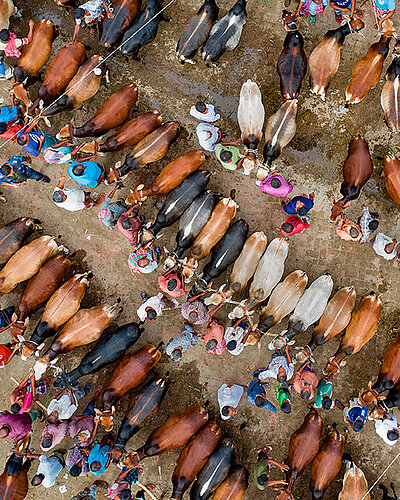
[94,408,101,416]
[368,381,373,389]
[333,194,339,203]
[24,317,29,327]
[340,360,347,367]
[11,313,17,323]
[344,201,351,208]
[130,188,133,193]
[111,406,116,416]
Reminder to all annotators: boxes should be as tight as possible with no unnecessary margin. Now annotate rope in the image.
[360,449,400,500]
[0,0,177,151]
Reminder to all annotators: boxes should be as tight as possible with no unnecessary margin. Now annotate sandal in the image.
[355,8,364,18]
[334,11,342,22]
[309,14,316,24]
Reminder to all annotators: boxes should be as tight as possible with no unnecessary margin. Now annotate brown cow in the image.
[324,292,381,376]
[125,150,205,205]
[285,408,323,496]
[346,20,395,105]
[384,154,400,211]
[96,344,162,431]
[171,421,221,499]
[339,457,370,500]
[330,137,373,222]
[0,217,39,265]
[310,426,346,499]
[124,405,209,466]
[212,465,249,500]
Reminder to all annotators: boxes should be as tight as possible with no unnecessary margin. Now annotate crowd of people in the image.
[0,0,398,498]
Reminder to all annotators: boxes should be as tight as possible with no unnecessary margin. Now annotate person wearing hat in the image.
[190,101,220,122]
[53,175,104,212]
[214,143,241,170]
[217,383,244,420]
[358,205,379,244]
[254,446,289,491]
[343,397,368,432]
[73,0,114,41]
[165,324,198,361]
[375,412,400,445]
[281,193,314,218]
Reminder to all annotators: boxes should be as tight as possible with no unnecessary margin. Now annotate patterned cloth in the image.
[76,0,105,24]
[66,446,90,475]
[359,206,378,243]
[259,350,294,381]
[44,146,73,164]
[181,300,209,325]
[0,156,45,184]
[299,0,328,15]
[166,325,198,358]
[374,0,395,13]
[0,34,28,58]
[128,247,161,275]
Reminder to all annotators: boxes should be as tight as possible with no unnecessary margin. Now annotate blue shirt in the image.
[16,131,57,157]
[283,196,314,215]
[375,0,395,9]
[88,443,111,475]
[0,105,18,124]
[331,0,351,8]
[247,380,277,413]
[348,405,368,424]
[68,161,103,188]
[99,197,126,228]
[0,156,31,184]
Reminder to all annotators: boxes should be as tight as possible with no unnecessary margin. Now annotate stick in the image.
[11,377,47,412]
[136,481,160,500]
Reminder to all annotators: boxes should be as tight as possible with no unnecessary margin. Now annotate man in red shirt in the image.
[280,215,310,236]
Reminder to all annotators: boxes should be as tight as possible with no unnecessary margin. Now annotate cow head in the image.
[329,195,351,223]
[94,406,115,432]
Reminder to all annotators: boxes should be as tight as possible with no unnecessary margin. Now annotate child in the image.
[296,0,328,23]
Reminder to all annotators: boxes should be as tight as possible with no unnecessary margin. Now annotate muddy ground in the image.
[0,0,400,498]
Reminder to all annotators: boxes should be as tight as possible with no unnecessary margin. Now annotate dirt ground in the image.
[1,0,400,498]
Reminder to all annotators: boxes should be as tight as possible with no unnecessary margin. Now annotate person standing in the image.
[275,384,292,414]
[375,412,399,445]
[217,383,244,420]
[314,377,335,410]
[0,20,34,79]
[281,193,314,218]
[258,347,294,384]
[0,156,50,187]
[40,420,69,452]
[247,372,277,413]
[31,451,65,488]
[371,0,395,28]
[214,144,241,170]
[98,184,127,229]
[343,397,368,432]
[280,215,310,236]
[165,324,198,361]
[296,0,328,24]
[88,433,115,475]
[73,0,114,40]
[335,217,362,242]
[328,0,363,22]
[260,173,294,197]
[68,160,104,188]
[52,175,104,212]
[47,386,89,423]
[16,130,57,157]
[254,446,289,491]
[293,361,319,400]
[372,233,397,260]
[358,205,379,244]
[0,411,34,440]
